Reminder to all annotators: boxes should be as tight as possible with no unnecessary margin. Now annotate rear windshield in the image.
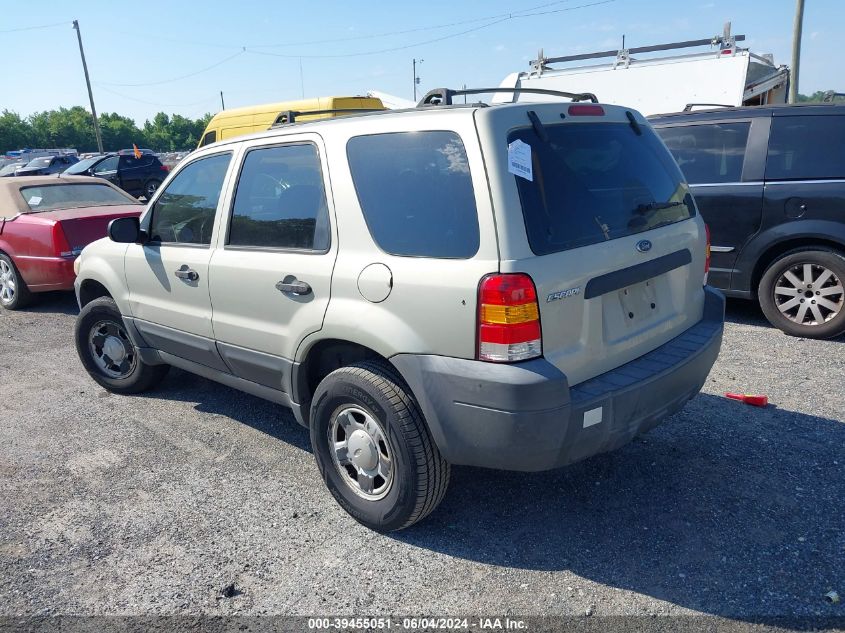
[509,122,694,255]
[24,157,53,168]
[19,184,133,211]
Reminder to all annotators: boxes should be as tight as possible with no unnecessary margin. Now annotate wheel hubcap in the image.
[328,406,393,500]
[0,260,16,304]
[88,320,137,379]
[774,262,844,326]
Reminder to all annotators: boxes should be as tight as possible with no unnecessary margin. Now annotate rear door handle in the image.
[275,278,312,295]
[174,266,199,282]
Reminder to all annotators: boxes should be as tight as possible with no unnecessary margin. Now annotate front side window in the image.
[656,122,750,184]
[200,131,217,147]
[94,156,119,174]
[149,153,231,245]
[511,122,694,256]
[228,144,330,251]
[346,131,480,259]
[766,115,845,180]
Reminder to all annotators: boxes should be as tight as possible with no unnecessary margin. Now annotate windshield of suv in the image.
[18,183,134,211]
[509,122,694,255]
[64,156,105,174]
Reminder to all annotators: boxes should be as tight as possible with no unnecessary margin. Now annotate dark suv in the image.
[15,154,79,176]
[651,103,845,338]
[64,150,169,199]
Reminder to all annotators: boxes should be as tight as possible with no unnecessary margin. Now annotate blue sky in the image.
[1,0,842,124]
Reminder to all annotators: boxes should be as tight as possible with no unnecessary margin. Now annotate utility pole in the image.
[789,0,805,103]
[413,58,423,102]
[72,20,103,153]
[220,91,225,110]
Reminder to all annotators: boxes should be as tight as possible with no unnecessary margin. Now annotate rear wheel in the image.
[759,248,845,339]
[0,254,32,310]
[143,179,161,200]
[75,297,169,392]
[310,360,450,531]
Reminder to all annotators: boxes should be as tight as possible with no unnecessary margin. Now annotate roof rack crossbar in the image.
[683,103,735,112]
[532,34,746,66]
[418,87,598,107]
[271,108,384,127]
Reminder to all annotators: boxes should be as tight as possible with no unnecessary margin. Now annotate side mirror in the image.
[108,216,141,243]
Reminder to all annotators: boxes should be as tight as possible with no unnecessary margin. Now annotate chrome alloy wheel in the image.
[328,406,394,500]
[774,263,844,326]
[0,259,16,304]
[88,320,137,379]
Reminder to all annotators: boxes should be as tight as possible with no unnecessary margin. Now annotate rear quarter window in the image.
[346,131,480,259]
[510,122,694,255]
[766,115,845,180]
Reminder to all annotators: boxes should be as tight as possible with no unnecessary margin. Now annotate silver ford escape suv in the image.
[73,87,725,531]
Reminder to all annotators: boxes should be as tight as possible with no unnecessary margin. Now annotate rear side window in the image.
[347,131,480,259]
[228,144,330,251]
[149,153,231,245]
[656,122,750,184]
[511,123,694,256]
[766,115,845,180]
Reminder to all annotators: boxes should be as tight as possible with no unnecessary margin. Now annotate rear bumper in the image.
[391,286,725,472]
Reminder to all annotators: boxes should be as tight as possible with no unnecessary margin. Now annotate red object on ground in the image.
[725,393,769,407]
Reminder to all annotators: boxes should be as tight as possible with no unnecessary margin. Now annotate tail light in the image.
[52,222,73,258]
[477,273,542,362]
[704,223,711,285]
[160,164,170,172]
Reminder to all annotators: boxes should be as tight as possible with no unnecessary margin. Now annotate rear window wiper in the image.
[634,200,685,214]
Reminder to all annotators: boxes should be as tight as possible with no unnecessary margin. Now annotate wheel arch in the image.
[292,338,391,427]
[77,278,114,307]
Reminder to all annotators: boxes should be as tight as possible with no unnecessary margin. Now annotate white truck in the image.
[495,24,789,116]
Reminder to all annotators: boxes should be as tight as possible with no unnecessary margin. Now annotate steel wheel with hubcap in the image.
[759,249,845,339]
[310,360,450,532]
[0,254,31,310]
[329,406,394,500]
[88,320,138,379]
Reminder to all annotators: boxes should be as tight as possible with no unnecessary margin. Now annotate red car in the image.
[0,176,143,309]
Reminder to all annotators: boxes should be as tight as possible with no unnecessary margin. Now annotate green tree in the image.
[99,112,144,151]
[797,90,841,103]
[0,111,30,154]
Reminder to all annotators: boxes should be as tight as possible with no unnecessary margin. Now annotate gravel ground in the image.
[0,293,842,625]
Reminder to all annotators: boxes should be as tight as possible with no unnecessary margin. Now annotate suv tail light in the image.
[704,223,711,284]
[477,273,542,362]
[160,164,170,172]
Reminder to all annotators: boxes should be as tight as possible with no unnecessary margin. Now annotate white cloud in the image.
[811,31,820,40]
[495,44,506,52]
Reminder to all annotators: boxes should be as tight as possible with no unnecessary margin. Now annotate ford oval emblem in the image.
[636,239,653,253]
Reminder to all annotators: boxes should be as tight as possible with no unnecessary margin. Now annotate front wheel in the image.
[310,360,450,531]
[75,296,169,392]
[758,248,845,339]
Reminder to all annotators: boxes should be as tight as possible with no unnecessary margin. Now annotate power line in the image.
[97,49,246,87]
[94,84,221,108]
[0,20,69,34]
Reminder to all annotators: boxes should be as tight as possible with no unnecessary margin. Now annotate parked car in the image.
[64,150,170,200]
[73,89,724,531]
[15,154,79,177]
[0,176,143,309]
[651,102,845,338]
[0,162,27,178]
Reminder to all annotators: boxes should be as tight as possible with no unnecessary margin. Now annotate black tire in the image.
[0,253,32,310]
[75,296,169,393]
[310,360,450,532]
[758,248,845,339]
[143,179,161,200]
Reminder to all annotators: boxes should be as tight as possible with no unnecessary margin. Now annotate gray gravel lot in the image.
[0,293,842,624]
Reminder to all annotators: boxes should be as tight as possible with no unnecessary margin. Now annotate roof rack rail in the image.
[271,108,384,127]
[418,87,598,107]
[683,103,735,112]
[822,91,845,103]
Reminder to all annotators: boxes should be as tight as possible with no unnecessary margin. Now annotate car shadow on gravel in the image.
[18,291,79,316]
[137,368,311,452]
[725,298,845,343]
[395,393,844,622]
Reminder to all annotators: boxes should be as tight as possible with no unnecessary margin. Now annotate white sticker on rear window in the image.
[507,139,533,181]
[28,196,42,206]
